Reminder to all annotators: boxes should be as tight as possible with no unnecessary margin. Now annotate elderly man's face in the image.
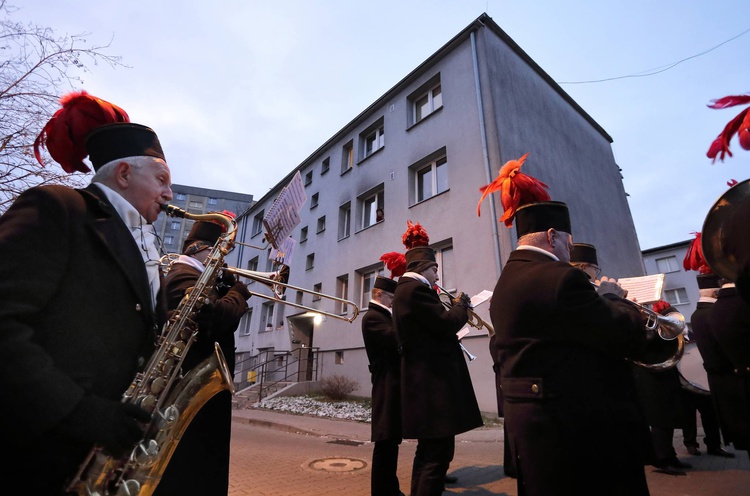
[422,265,439,286]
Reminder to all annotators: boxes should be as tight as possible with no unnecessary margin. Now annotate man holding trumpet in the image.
[478,154,652,495]
[392,221,483,496]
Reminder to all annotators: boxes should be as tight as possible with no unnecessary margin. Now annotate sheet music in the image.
[470,290,493,308]
[263,171,306,248]
[616,274,665,304]
[269,236,296,266]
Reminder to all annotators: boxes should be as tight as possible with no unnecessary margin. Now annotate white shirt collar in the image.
[174,254,205,273]
[369,300,392,314]
[516,244,559,261]
[401,271,431,286]
[93,182,149,230]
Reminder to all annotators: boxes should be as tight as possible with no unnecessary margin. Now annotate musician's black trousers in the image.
[371,438,402,496]
[681,389,722,450]
[410,436,455,496]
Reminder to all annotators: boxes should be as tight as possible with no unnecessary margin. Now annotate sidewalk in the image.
[230,408,750,496]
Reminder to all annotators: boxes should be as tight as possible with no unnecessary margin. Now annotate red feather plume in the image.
[380,252,406,279]
[476,153,551,227]
[651,300,671,315]
[683,231,711,274]
[402,220,429,249]
[706,94,750,163]
[34,90,130,173]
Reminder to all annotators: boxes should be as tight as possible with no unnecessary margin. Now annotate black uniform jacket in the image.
[489,249,651,494]
[0,184,164,491]
[708,287,750,449]
[392,275,483,439]
[155,260,249,496]
[361,301,401,442]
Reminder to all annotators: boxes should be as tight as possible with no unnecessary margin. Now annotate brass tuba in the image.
[702,178,750,282]
[66,206,236,495]
[623,300,686,370]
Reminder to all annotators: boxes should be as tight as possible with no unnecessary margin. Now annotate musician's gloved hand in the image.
[228,281,251,301]
[452,292,471,309]
[57,395,151,457]
[220,265,237,287]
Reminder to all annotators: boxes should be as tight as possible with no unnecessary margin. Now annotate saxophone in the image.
[66,206,237,496]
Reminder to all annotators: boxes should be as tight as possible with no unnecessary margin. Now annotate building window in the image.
[336,274,349,315]
[359,267,384,308]
[338,202,351,240]
[164,235,174,245]
[664,287,689,305]
[312,282,322,301]
[359,186,385,229]
[360,119,385,160]
[316,216,326,233]
[170,221,180,230]
[305,170,313,186]
[341,140,354,174]
[435,244,455,291]
[321,157,330,175]
[252,210,264,236]
[174,193,186,201]
[261,302,274,332]
[306,253,315,271]
[189,201,203,209]
[335,351,344,365]
[310,192,319,209]
[208,198,218,205]
[242,308,253,335]
[416,156,448,202]
[247,256,259,271]
[412,81,442,124]
[300,226,308,243]
[655,256,680,273]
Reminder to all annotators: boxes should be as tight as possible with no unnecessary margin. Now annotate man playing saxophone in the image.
[0,92,172,494]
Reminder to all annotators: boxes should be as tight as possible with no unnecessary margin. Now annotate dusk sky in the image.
[16,0,750,250]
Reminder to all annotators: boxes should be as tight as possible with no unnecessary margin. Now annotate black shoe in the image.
[686,446,702,456]
[654,465,687,476]
[444,474,458,484]
[707,447,736,458]
[668,457,693,469]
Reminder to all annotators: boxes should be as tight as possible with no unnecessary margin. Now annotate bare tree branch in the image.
[0,0,127,213]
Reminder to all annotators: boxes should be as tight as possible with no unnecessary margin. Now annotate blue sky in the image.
[17,0,750,250]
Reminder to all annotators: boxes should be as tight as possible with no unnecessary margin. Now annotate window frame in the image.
[655,256,680,273]
[338,202,351,240]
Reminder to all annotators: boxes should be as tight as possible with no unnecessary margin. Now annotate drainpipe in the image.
[471,30,502,275]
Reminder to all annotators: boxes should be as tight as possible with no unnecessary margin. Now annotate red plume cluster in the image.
[401,220,429,249]
[706,94,750,163]
[208,210,237,232]
[476,153,551,227]
[34,90,130,173]
[651,300,672,314]
[380,252,406,279]
[683,231,712,274]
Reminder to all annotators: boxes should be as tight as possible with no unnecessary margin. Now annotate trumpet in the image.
[460,343,477,362]
[435,284,494,335]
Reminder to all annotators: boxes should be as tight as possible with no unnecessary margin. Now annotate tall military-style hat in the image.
[182,210,236,254]
[476,152,570,238]
[570,243,598,265]
[34,90,165,173]
[373,275,397,294]
[401,220,437,273]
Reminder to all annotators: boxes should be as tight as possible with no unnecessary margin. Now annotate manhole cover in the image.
[307,457,367,472]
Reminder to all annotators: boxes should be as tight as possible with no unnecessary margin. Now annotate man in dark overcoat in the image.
[154,217,251,496]
[393,243,483,496]
[683,273,735,458]
[362,275,404,496]
[0,93,173,494]
[708,278,750,458]
[490,201,652,496]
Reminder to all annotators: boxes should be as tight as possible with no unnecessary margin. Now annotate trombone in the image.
[224,265,360,323]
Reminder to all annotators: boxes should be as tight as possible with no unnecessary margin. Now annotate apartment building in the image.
[225,13,644,412]
[154,183,253,255]
[642,239,701,330]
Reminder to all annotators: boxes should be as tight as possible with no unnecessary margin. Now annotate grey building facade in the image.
[225,13,644,413]
[155,183,254,254]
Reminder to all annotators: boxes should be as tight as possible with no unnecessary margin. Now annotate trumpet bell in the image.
[702,178,750,282]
